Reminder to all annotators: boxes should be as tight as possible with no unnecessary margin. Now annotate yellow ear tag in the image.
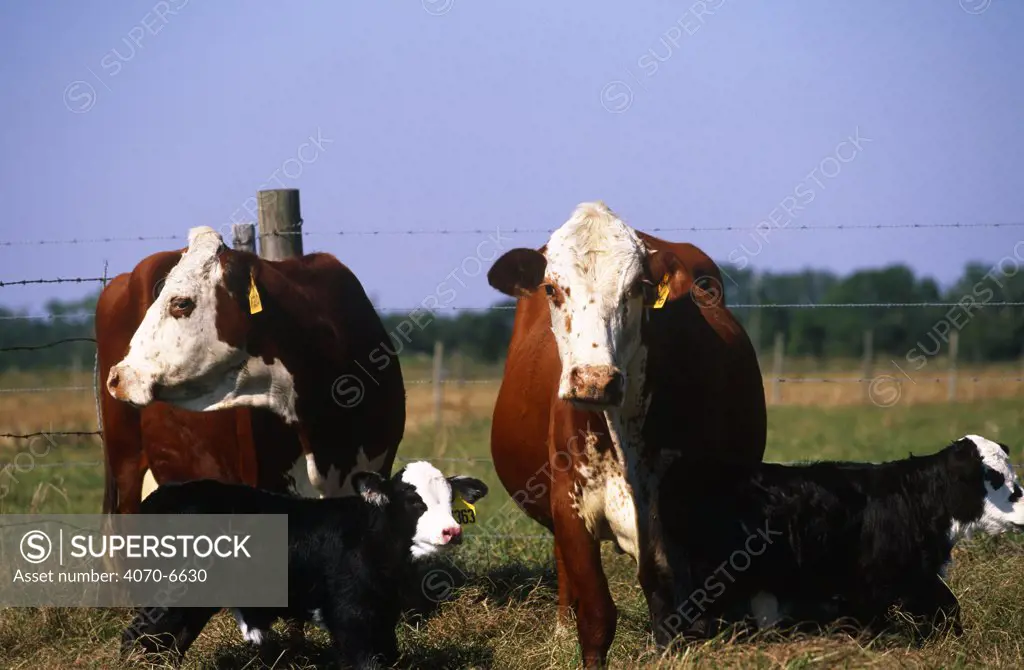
[653,273,671,309]
[248,271,263,314]
[452,492,477,525]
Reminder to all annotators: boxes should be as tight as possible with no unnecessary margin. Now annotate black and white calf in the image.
[656,435,1024,640]
[123,461,488,668]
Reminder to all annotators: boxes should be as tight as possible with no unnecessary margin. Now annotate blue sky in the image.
[1,0,1022,312]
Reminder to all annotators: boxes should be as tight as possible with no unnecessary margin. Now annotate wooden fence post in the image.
[93,260,109,438]
[948,330,959,403]
[452,351,468,420]
[231,222,256,253]
[749,271,762,364]
[771,332,784,405]
[257,189,303,260]
[862,329,874,403]
[433,341,445,445]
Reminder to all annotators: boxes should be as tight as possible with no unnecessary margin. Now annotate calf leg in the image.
[315,594,391,670]
[232,608,274,645]
[122,606,218,660]
[321,601,389,670]
[902,577,962,639]
[369,620,400,666]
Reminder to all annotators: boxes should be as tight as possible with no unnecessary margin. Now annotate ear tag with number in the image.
[452,492,477,525]
[248,271,263,314]
[653,273,671,309]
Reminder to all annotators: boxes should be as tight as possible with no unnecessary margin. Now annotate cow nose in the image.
[106,366,127,399]
[442,525,462,544]
[106,365,152,406]
[565,365,624,408]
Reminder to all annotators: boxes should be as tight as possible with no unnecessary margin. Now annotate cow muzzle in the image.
[106,364,155,407]
[561,365,625,409]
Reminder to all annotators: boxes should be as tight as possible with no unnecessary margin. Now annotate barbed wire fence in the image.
[2,220,1023,525]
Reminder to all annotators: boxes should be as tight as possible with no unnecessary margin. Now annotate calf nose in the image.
[442,525,462,544]
[565,365,625,408]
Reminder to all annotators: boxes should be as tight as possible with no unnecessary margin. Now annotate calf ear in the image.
[999,442,1011,456]
[644,249,690,307]
[449,476,489,504]
[352,472,389,506]
[488,249,547,297]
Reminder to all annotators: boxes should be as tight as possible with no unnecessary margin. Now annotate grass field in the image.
[1,369,1023,668]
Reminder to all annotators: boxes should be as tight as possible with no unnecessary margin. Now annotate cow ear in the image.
[219,250,259,303]
[353,471,389,506]
[999,442,1011,456]
[449,476,489,504]
[644,249,689,307]
[488,249,547,297]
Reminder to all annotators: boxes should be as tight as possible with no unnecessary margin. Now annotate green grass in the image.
[1,399,1023,668]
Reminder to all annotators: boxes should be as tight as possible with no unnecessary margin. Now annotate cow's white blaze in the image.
[107,226,298,421]
[543,202,648,403]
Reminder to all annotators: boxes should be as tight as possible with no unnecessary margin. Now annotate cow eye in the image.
[544,284,556,297]
[169,296,196,319]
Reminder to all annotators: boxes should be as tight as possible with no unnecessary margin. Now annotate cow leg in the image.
[99,392,144,514]
[634,504,676,648]
[554,540,577,629]
[552,506,616,668]
[112,455,145,514]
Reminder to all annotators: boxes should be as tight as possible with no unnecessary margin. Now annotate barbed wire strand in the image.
[0,277,105,287]
[1,454,1020,473]
[1,375,1022,397]
[0,338,96,353]
[3,221,1024,246]
[0,386,93,394]
[4,300,1024,317]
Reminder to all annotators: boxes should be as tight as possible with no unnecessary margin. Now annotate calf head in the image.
[378,461,489,559]
[488,202,690,410]
[953,434,1024,538]
[106,227,267,413]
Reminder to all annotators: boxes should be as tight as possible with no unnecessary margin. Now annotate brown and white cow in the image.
[96,250,302,514]
[487,202,766,666]
[104,227,406,502]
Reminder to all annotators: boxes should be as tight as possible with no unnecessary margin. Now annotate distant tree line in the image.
[2,262,1022,373]
[0,295,98,373]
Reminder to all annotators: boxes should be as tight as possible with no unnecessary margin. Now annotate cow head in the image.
[106,227,264,413]
[957,435,1024,537]
[488,202,689,410]
[392,461,489,559]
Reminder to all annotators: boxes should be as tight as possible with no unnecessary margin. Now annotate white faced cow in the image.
[487,202,766,665]
[106,227,406,499]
